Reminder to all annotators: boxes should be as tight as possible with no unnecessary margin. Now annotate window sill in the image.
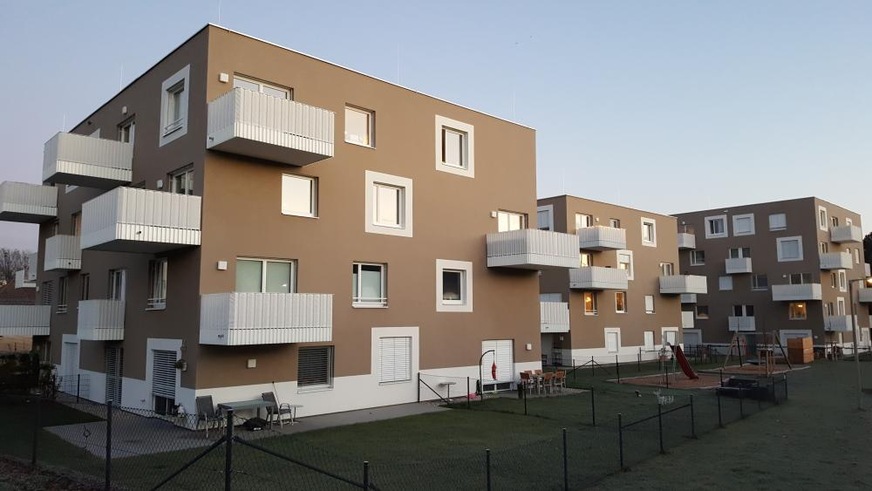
[146,306,167,311]
[281,212,318,219]
[297,385,333,394]
[379,380,411,386]
[352,303,388,309]
[163,121,185,137]
[344,139,375,149]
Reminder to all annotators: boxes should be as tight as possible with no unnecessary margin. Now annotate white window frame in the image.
[661,328,679,348]
[159,65,190,147]
[836,297,846,315]
[118,118,135,144]
[777,236,804,262]
[732,213,755,236]
[788,302,807,320]
[579,252,593,268]
[729,247,751,259]
[109,269,126,301]
[615,291,627,313]
[281,174,317,218]
[235,258,296,293]
[751,274,769,290]
[435,115,475,178]
[378,336,412,384]
[818,206,828,231]
[352,262,387,308]
[854,248,860,264]
[371,326,419,387]
[365,171,413,238]
[704,215,728,239]
[838,270,847,292]
[719,276,733,291]
[170,166,194,195]
[575,213,594,230]
[641,218,657,247]
[436,259,473,312]
[583,292,597,315]
[297,346,334,391]
[345,105,375,147]
[233,74,292,99]
[768,213,787,231]
[604,328,621,354]
[690,250,705,266]
[537,205,554,231]
[644,295,655,314]
[660,262,674,276]
[147,258,168,310]
[497,210,526,232]
[609,218,621,228]
[617,250,634,280]
[57,277,68,314]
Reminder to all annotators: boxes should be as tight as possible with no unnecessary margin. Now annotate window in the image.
[605,329,620,353]
[575,213,594,230]
[41,281,52,306]
[846,217,853,226]
[497,211,526,232]
[170,166,194,195]
[777,236,804,262]
[729,247,751,259]
[617,250,634,280]
[788,273,812,285]
[579,252,593,268]
[537,206,553,231]
[751,274,768,290]
[831,272,838,288]
[615,292,627,313]
[854,248,860,264]
[644,331,655,351]
[690,250,706,266]
[583,292,597,315]
[705,215,728,238]
[768,213,787,231]
[119,118,135,144]
[789,302,807,320]
[365,171,413,238]
[352,263,387,307]
[345,105,375,147]
[379,337,411,383]
[152,350,177,415]
[695,305,709,319]
[641,218,657,246]
[609,218,621,228]
[281,174,317,217]
[819,242,829,254]
[80,274,90,300]
[435,115,474,177]
[719,276,733,291]
[831,216,839,227]
[72,212,82,237]
[236,259,295,293]
[233,75,292,99]
[838,270,847,292]
[660,262,674,276]
[826,302,834,316]
[837,297,846,315]
[662,330,678,347]
[436,259,473,312]
[298,346,333,389]
[733,305,755,317]
[818,206,828,231]
[148,258,168,309]
[109,270,126,300]
[57,277,68,314]
[644,295,655,314]
[159,65,190,146]
[732,214,755,236]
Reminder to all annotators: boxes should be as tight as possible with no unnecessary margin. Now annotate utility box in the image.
[787,337,813,364]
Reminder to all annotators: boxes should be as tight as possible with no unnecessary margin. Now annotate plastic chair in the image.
[262,391,293,427]
[196,395,224,438]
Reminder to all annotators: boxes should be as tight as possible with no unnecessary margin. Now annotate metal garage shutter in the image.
[105,346,123,404]
[481,340,513,383]
[379,337,411,383]
[152,350,177,399]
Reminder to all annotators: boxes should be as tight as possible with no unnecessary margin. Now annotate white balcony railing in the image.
[81,188,201,253]
[77,300,125,341]
[540,302,570,333]
[569,267,629,290]
[728,316,756,332]
[200,293,333,346]
[677,232,696,250]
[858,289,872,303]
[43,132,133,189]
[577,226,626,250]
[207,88,335,166]
[771,284,822,301]
[680,293,697,304]
[44,235,81,271]
[830,225,862,243]
[0,306,51,336]
[659,275,708,295]
[819,252,852,270]
[487,229,577,269]
[825,315,853,332]
[725,257,753,275]
[0,181,58,223]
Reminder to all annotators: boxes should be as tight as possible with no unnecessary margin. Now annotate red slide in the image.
[669,344,699,380]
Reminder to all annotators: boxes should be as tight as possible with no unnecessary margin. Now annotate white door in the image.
[541,334,554,365]
[662,329,678,347]
[481,340,513,386]
[606,331,619,353]
[644,331,655,352]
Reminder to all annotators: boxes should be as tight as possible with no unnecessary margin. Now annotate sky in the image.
[1,1,871,251]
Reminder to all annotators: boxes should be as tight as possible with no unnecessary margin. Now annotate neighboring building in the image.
[675,198,870,349]
[0,254,41,352]
[537,196,703,365]
[0,25,579,416]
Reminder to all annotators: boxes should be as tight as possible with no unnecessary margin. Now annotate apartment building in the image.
[537,196,704,365]
[674,198,871,349]
[0,254,40,352]
[0,25,580,417]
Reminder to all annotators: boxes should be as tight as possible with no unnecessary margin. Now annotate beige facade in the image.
[0,25,577,416]
[538,196,689,365]
[675,197,870,349]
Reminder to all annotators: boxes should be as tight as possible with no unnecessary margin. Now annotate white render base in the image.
[562,345,674,366]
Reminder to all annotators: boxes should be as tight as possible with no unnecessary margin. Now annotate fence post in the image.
[615,355,620,382]
[417,373,421,403]
[31,396,41,467]
[657,403,664,454]
[637,348,641,372]
[590,388,596,427]
[689,395,696,439]
[76,373,81,403]
[485,448,492,491]
[572,359,576,382]
[105,400,112,491]
[523,380,528,416]
[590,356,595,376]
[363,461,370,490]
[225,410,234,491]
[717,389,724,428]
[562,428,568,491]
[618,413,624,470]
[467,377,471,409]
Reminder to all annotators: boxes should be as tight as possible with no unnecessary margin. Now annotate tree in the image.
[865,232,872,267]
[0,248,29,285]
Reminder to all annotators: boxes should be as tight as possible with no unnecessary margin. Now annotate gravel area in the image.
[0,456,103,490]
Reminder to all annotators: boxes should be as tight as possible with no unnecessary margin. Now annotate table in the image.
[218,399,276,427]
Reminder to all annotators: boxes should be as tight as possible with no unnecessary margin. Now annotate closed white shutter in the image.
[663,330,678,346]
[152,350,177,399]
[644,295,655,313]
[606,332,619,353]
[644,331,655,351]
[379,337,411,383]
[105,346,123,404]
[62,342,79,377]
[481,340,513,383]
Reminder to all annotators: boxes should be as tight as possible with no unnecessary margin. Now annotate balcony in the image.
[569,267,628,290]
[659,275,708,295]
[825,315,853,332]
[677,232,696,250]
[487,229,577,270]
[540,302,570,334]
[81,188,201,253]
[77,300,125,341]
[43,132,133,189]
[771,284,822,301]
[200,292,333,346]
[728,316,756,332]
[830,225,862,243]
[858,289,872,303]
[207,88,335,166]
[0,182,57,223]
[0,306,51,336]
[44,235,81,271]
[680,294,697,304]
[819,252,852,270]
[725,257,753,275]
[577,226,626,250]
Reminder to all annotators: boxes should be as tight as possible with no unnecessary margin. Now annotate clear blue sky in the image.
[2,1,871,251]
